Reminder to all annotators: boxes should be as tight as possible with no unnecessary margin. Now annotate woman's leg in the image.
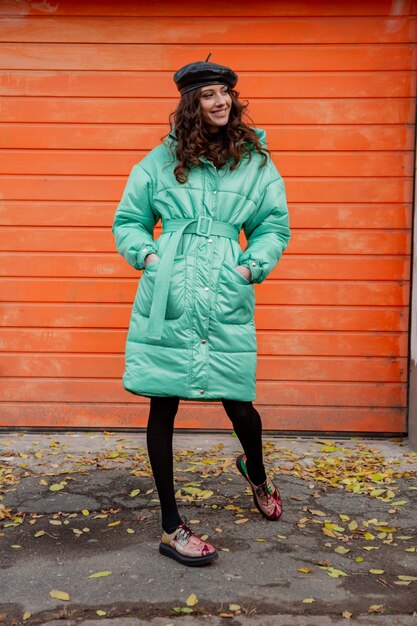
[146,396,182,534]
[221,399,267,486]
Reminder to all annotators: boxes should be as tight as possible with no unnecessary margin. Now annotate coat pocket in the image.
[135,255,186,320]
[215,261,255,325]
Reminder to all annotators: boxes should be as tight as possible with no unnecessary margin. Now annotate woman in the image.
[112,57,291,567]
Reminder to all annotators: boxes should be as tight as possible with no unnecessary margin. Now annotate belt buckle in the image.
[195,215,213,237]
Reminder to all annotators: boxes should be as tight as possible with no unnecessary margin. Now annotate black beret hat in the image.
[173,54,238,96]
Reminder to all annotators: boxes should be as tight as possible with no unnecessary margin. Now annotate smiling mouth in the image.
[212,108,228,116]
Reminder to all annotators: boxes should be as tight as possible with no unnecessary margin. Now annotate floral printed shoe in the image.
[236,453,282,521]
[159,516,218,566]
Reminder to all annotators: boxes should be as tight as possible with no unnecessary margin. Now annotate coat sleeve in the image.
[238,171,290,284]
[112,164,160,270]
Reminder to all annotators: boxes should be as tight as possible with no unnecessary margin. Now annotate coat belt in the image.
[145,216,240,341]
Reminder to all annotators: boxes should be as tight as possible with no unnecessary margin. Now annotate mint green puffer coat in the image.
[112,127,290,401]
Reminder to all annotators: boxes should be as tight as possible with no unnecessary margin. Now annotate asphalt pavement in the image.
[0,430,416,625]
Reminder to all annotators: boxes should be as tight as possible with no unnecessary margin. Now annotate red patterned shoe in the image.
[159,516,218,566]
[236,453,282,521]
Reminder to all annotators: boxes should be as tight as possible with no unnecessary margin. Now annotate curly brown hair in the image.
[162,87,270,184]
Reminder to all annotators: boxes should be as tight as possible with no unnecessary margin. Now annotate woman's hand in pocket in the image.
[234,265,251,282]
[144,253,160,267]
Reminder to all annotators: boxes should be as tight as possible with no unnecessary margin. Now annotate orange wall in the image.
[0,0,416,432]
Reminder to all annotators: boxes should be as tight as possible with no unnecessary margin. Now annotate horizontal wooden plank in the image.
[0,202,412,230]
[1,0,414,17]
[1,176,414,204]
[0,379,407,407]
[0,228,410,255]
[0,403,406,433]
[259,281,410,306]
[0,329,408,356]
[277,256,411,280]
[1,354,407,382]
[256,356,408,383]
[0,303,408,332]
[259,331,408,357]
[1,149,414,178]
[287,230,410,255]
[0,73,416,100]
[1,98,414,125]
[1,17,415,44]
[0,123,413,151]
[289,205,412,229]
[0,253,409,281]
[0,278,409,306]
[0,175,413,204]
[1,43,415,71]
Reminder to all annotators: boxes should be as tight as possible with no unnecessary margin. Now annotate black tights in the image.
[146,396,267,533]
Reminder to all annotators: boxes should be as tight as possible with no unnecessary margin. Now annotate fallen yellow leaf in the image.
[88,571,112,578]
[49,482,66,492]
[186,593,198,606]
[49,589,70,601]
[364,532,375,541]
[322,567,348,578]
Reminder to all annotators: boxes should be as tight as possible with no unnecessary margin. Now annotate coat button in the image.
[213,190,217,194]
[201,339,206,344]
[200,389,205,395]
[208,238,213,243]
[204,286,209,291]
[251,262,257,267]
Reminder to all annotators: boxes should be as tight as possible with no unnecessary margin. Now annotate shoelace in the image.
[256,480,274,499]
[175,516,195,542]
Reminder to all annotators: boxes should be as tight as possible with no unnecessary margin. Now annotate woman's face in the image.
[199,84,232,132]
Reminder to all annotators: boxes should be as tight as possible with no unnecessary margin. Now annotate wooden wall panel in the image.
[0,0,415,432]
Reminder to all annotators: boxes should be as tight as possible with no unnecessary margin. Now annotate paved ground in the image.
[0,431,416,626]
